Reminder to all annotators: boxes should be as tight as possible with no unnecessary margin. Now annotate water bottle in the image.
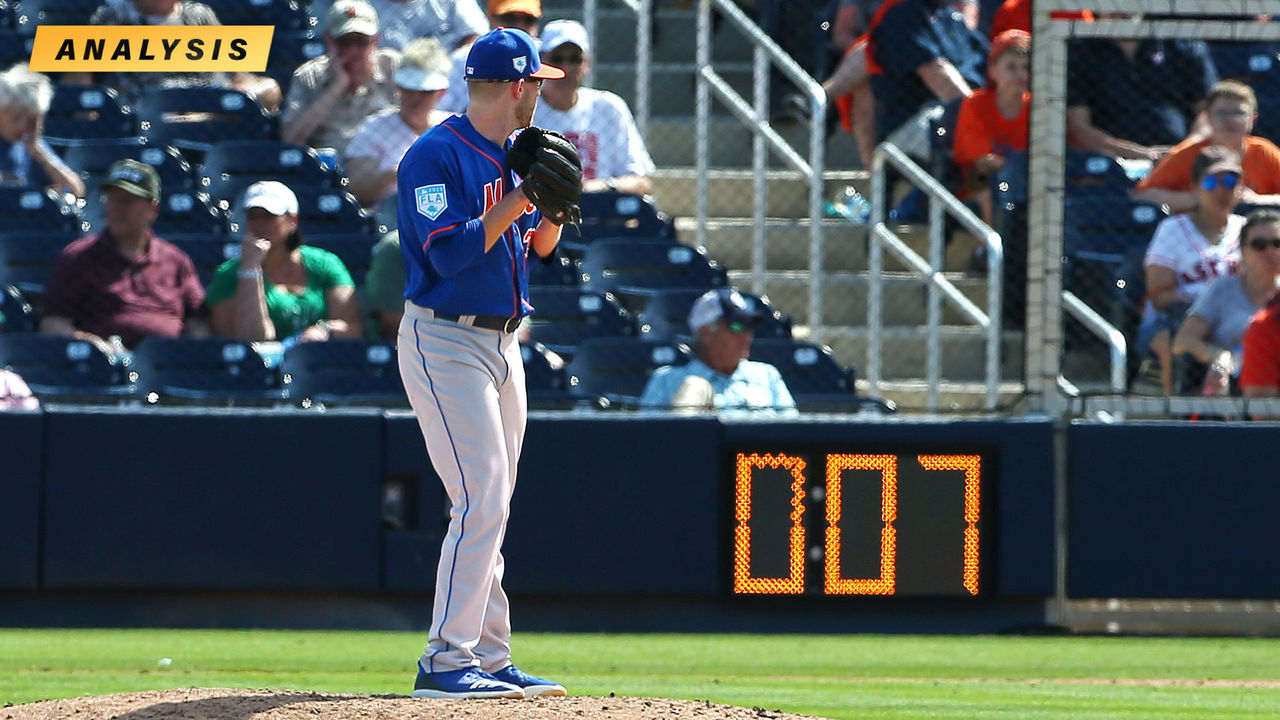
[824,185,870,224]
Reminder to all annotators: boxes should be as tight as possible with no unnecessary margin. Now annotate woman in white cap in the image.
[344,37,453,208]
[206,180,364,343]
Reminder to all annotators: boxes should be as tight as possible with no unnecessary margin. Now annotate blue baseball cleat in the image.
[491,664,568,698]
[411,666,524,699]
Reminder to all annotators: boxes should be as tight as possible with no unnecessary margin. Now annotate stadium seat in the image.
[748,338,891,413]
[574,190,674,241]
[520,341,576,410]
[131,336,285,405]
[135,88,275,154]
[0,188,80,234]
[62,139,196,194]
[164,234,240,287]
[1062,196,1166,341]
[230,186,373,236]
[0,230,79,298]
[201,0,311,29]
[634,287,792,343]
[264,30,326,97]
[304,232,377,285]
[0,283,35,332]
[1208,41,1280,143]
[528,254,580,288]
[1063,150,1136,198]
[199,140,335,206]
[563,336,692,407]
[0,332,133,402]
[578,240,727,304]
[0,29,33,68]
[43,85,136,143]
[82,190,228,238]
[281,339,407,408]
[14,0,99,32]
[526,287,635,356]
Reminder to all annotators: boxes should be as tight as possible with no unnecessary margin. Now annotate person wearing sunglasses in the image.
[639,288,797,414]
[1134,80,1280,213]
[1240,214,1280,415]
[1139,144,1246,395]
[281,0,402,157]
[437,0,544,115]
[1173,208,1280,396]
[530,20,655,195]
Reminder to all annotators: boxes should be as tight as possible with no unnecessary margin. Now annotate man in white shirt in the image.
[531,20,655,195]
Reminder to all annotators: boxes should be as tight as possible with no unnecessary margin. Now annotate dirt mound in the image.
[2,688,835,720]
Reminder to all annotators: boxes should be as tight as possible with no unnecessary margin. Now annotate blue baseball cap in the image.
[464,27,564,81]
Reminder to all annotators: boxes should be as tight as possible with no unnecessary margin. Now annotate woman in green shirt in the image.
[208,181,364,342]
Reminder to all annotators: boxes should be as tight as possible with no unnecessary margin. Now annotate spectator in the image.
[869,0,987,143]
[62,0,282,114]
[813,0,898,167]
[1241,291,1280,415]
[206,181,364,343]
[1139,145,1245,395]
[40,160,206,354]
[951,28,1029,224]
[0,368,38,411]
[1173,208,1280,395]
[988,0,1028,38]
[0,66,84,198]
[364,229,404,341]
[310,0,488,52]
[280,0,402,157]
[639,288,797,414]
[1133,81,1280,213]
[532,20,655,195]
[1066,28,1218,161]
[344,38,452,208]
[437,0,543,115]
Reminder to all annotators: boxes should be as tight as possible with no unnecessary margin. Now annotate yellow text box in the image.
[29,26,274,73]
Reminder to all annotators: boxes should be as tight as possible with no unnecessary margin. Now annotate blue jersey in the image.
[397,114,542,318]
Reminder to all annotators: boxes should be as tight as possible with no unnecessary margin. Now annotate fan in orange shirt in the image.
[1132,80,1280,213]
[950,29,1029,223]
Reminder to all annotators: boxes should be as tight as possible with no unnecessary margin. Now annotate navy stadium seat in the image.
[563,336,692,407]
[230,186,373,235]
[201,0,312,29]
[1063,150,1136,198]
[526,287,635,356]
[0,230,78,298]
[304,232,376,285]
[577,240,727,304]
[199,140,334,206]
[528,254,579,287]
[0,332,133,402]
[574,190,674,241]
[281,338,406,408]
[62,139,195,193]
[0,29,32,68]
[748,338,889,413]
[634,287,792,343]
[0,188,79,233]
[135,88,275,154]
[131,336,285,405]
[520,340,575,409]
[164,234,240,287]
[0,283,35,332]
[43,85,136,143]
[82,190,228,238]
[14,0,99,32]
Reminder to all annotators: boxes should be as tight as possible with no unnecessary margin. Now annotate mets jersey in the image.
[397,113,541,318]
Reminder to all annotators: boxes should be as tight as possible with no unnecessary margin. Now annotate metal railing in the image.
[1062,290,1127,399]
[869,143,1004,411]
[694,0,827,342]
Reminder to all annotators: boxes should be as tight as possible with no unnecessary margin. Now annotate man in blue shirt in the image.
[640,288,797,415]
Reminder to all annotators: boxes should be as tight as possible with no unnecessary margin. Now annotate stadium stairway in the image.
[543,1,1028,410]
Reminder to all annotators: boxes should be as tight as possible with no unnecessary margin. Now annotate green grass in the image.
[2,629,1279,719]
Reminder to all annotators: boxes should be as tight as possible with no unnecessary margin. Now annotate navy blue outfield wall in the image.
[3,408,1280,628]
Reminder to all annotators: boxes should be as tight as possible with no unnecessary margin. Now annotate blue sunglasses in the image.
[1201,172,1240,191]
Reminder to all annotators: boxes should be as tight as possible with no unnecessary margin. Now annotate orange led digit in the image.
[824,454,897,595]
[733,453,807,594]
[918,454,982,596]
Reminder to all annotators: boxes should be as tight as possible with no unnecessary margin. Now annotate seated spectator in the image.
[364,229,404,341]
[1067,29,1218,160]
[1240,290,1280,416]
[1173,208,1280,395]
[207,181,364,343]
[532,20,655,195]
[40,160,206,354]
[0,368,38,411]
[437,0,542,115]
[1140,145,1245,395]
[310,0,488,52]
[280,0,402,157]
[0,66,84,198]
[951,28,1029,223]
[639,288,797,415]
[62,0,282,114]
[813,0,898,167]
[344,38,452,208]
[1133,81,1280,213]
[869,0,987,143]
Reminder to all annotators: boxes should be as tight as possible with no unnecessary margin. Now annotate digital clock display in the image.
[728,446,993,597]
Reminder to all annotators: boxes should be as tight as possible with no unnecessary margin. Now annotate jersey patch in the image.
[416,184,447,220]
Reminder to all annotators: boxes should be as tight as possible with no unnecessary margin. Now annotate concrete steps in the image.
[817,325,1025,383]
[652,168,868,218]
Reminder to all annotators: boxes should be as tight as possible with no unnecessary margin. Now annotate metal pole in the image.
[753,45,768,296]
[695,0,711,250]
[583,0,597,89]
[986,235,1003,410]
[808,80,825,345]
[637,0,651,143]
[868,147,884,396]
[927,177,943,412]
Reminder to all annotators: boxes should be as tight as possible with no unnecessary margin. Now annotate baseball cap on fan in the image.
[326,0,378,37]
[688,288,764,333]
[242,180,299,216]
[465,27,564,81]
[488,0,542,18]
[100,159,160,202]
[539,19,591,54]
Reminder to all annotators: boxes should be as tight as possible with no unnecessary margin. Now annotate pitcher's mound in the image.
[2,687,837,720]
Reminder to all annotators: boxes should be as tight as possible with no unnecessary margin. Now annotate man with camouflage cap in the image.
[40,159,207,354]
